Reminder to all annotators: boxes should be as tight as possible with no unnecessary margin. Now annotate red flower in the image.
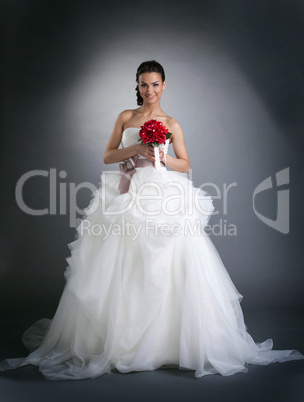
[138,119,172,146]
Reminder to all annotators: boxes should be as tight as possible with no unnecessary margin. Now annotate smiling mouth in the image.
[146,95,155,98]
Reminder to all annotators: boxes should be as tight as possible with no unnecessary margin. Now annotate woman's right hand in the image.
[135,144,155,161]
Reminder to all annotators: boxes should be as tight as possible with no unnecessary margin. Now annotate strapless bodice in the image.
[121,127,170,159]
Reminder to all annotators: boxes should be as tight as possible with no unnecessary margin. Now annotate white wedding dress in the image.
[0,127,303,380]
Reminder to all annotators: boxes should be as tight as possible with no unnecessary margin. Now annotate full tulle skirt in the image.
[0,166,303,380]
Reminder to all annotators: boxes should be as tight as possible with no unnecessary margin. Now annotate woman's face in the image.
[138,72,166,104]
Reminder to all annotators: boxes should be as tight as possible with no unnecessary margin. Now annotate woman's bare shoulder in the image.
[118,108,142,128]
[119,108,141,119]
[163,116,182,144]
[166,116,182,133]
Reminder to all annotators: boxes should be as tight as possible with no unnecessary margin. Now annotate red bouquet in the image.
[138,119,172,146]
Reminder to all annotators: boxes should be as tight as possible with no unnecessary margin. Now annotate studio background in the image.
[1,0,304,320]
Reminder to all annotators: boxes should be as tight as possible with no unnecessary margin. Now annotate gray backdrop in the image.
[1,0,303,315]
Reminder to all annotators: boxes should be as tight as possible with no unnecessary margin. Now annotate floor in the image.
[0,307,303,402]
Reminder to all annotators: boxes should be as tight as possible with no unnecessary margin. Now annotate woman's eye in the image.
[140,83,158,87]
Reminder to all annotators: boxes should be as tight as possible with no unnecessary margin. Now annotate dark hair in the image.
[135,60,166,106]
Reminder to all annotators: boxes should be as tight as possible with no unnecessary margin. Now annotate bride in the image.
[0,60,303,380]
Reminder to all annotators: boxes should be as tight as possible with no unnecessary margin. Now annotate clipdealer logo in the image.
[14,167,290,234]
[252,167,289,234]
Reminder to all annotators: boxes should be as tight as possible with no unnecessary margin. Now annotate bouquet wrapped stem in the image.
[154,142,168,169]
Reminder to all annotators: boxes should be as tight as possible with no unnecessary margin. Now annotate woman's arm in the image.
[163,121,191,173]
[103,111,155,164]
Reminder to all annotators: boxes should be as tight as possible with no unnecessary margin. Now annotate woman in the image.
[103,61,190,174]
[0,60,303,380]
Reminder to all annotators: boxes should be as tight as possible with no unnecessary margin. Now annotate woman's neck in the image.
[139,102,163,117]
